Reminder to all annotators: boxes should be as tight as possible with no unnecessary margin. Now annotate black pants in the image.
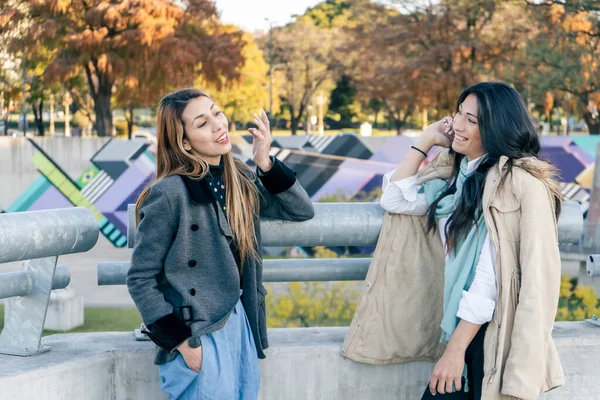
[421,323,489,400]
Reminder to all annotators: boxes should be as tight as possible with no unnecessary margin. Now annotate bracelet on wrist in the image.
[410,145,428,158]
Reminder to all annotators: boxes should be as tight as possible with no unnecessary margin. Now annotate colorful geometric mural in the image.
[6,138,153,247]
[6,133,598,248]
[272,134,598,217]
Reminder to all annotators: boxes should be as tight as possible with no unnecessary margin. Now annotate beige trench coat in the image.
[342,150,565,400]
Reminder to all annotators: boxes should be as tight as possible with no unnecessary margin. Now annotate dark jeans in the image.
[421,323,489,400]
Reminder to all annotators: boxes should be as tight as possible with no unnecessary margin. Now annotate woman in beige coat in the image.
[342,82,564,399]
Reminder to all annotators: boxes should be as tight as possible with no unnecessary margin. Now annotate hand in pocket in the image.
[177,339,203,373]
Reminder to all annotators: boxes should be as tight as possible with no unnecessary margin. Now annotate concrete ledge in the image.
[0,332,161,400]
[0,323,598,399]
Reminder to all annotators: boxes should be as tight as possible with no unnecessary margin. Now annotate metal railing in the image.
[560,221,600,254]
[0,208,98,356]
[0,201,586,357]
[98,201,584,285]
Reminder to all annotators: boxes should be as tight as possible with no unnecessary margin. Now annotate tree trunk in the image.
[125,105,134,140]
[395,114,402,135]
[70,89,95,124]
[2,114,8,136]
[294,101,307,137]
[85,60,114,137]
[290,115,299,136]
[289,104,298,136]
[394,108,413,135]
[392,108,404,135]
[583,109,600,135]
[2,97,8,135]
[94,90,113,137]
[31,98,45,136]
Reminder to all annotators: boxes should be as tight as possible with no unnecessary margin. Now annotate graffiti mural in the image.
[7,139,155,247]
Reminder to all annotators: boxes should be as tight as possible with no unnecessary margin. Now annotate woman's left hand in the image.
[429,347,465,395]
[249,109,273,172]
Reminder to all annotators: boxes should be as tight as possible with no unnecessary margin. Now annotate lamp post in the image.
[21,54,27,135]
[49,94,55,135]
[265,18,274,120]
[316,92,325,136]
[63,92,72,137]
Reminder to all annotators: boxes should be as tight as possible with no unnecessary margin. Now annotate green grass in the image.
[0,304,142,336]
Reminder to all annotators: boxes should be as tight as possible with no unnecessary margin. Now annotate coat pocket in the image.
[490,191,521,242]
[511,268,521,313]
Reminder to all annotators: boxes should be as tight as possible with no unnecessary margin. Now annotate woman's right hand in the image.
[417,117,455,149]
[177,339,203,373]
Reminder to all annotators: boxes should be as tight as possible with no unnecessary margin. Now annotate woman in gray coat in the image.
[127,88,314,400]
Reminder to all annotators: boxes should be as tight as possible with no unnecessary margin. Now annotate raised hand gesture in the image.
[248,109,273,172]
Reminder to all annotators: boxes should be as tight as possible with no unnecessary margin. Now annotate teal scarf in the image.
[423,157,488,343]
[423,157,488,392]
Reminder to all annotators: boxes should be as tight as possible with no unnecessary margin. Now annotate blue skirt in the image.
[158,295,260,400]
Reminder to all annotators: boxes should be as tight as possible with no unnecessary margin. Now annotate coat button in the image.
[191,224,199,231]
[190,288,196,296]
[188,260,197,267]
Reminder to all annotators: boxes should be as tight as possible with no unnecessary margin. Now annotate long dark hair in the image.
[426,81,557,251]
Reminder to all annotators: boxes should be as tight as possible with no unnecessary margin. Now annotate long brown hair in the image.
[136,88,260,265]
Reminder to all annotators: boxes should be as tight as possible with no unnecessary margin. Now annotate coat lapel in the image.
[181,175,213,205]
[180,175,233,240]
[214,202,234,240]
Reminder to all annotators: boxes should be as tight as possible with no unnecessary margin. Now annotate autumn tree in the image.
[26,42,64,136]
[523,1,600,134]
[350,0,532,133]
[304,0,355,28]
[305,1,368,127]
[0,39,21,136]
[0,2,62,136]
[6,0,245,137]
[266,17,343,135]
[196,30,271,132]
[0,65,20,135]
[0,0,29,134]
[344,2,423,133]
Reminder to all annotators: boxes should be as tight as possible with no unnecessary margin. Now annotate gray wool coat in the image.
[127,157,314,365]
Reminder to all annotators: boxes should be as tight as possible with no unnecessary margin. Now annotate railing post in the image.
[0,208,99,356]
[0,256,58,356]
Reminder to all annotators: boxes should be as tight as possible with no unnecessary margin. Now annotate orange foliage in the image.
[1,0,246,136]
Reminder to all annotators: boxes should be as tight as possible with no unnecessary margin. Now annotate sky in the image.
[217,0,323,32]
